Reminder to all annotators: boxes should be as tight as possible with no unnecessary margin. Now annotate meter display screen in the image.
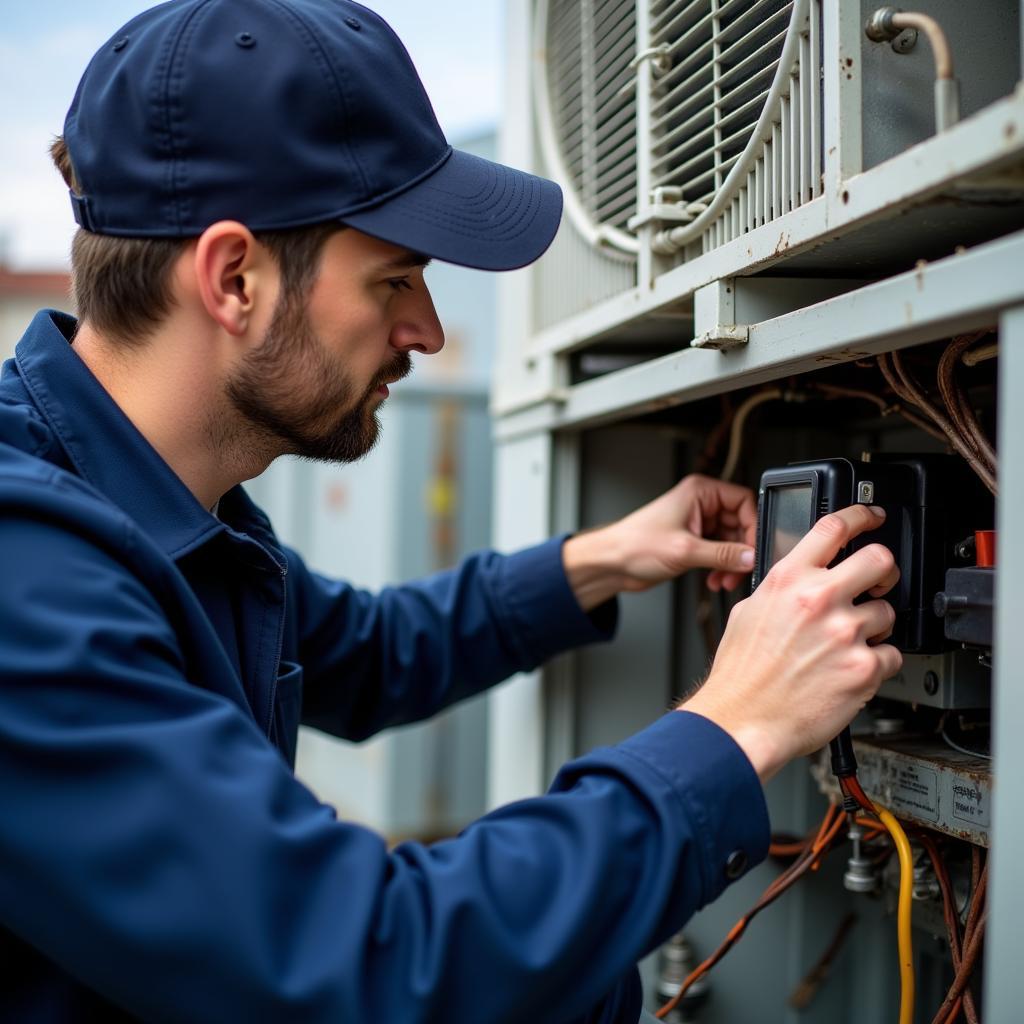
[766,484,813,568]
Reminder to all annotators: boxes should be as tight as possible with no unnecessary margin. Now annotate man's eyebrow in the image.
[378,250,433,272]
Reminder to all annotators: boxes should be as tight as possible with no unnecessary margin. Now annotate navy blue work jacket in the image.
[0,311,769,1023]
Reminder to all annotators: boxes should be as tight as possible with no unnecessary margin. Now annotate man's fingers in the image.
[787,504,887,570]
[866,557,901,598]
[854,599,896,644]
[829,543,900,601]
[872,642,903,683]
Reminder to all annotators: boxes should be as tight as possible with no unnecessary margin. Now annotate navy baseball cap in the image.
[62,0,562,271]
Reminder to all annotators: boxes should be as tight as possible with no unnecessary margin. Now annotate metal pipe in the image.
[889,12,953,79]
[865,8,960,130]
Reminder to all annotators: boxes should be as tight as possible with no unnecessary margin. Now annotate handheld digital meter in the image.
[752,455,980,654]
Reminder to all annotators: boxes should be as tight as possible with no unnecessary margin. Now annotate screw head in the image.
[923,671,940,696]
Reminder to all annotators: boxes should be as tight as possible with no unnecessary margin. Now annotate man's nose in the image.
[390,286,445,355]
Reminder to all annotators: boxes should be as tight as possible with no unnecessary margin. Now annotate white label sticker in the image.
[889,763,939,822]
[951,781,989,827]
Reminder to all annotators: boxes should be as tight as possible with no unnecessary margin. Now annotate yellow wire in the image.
[874,803,915,1024]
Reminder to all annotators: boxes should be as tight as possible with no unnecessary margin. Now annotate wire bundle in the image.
[918,836,988,1024]
[877,335,998,495]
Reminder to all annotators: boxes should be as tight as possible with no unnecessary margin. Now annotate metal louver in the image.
[537,0,639,254]
[649,0,793,208]
[646,0,822,253]
[534,0,821,261]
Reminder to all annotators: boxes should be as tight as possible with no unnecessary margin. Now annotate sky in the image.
[0,1,503,270]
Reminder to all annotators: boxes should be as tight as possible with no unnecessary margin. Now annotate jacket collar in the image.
[14,310,249,561]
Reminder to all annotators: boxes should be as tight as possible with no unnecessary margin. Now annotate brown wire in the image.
[879,351,997,495]
[970,846,982,909]
[892,346,997,493]
[936,334,997,476]
[809,380,948,443]
[934,903,987,1024]
[931,856,987,1024]
[788,912,858,1010]
[656,804,846,1019]
[918,835,979,1024]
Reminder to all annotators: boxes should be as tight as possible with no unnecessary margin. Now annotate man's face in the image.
[225,229,444,462]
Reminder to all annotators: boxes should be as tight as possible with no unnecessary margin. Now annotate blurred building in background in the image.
[0,257,71,361]
[247,129,498,843]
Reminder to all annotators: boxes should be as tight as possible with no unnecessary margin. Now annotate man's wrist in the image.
[562,528,627,613]
[677,690,785,783]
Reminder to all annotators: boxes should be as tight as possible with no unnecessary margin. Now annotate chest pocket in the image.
[272,660,304,770]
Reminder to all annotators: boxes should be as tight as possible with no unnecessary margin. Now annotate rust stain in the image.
[914,258,928,291]
[816,349,872,364]
[905,301,914,323]
[773,232,790,256]
[1005,122,1017,141]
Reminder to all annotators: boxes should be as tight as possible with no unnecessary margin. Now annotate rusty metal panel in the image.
[815,736,991,845]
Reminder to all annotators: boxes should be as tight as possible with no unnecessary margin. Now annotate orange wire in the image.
[656,802,843,1019]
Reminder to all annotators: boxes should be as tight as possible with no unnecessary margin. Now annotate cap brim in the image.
[340,149,563,271]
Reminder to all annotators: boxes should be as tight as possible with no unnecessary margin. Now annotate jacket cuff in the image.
[605,711,769,905]
[494,535,618,667]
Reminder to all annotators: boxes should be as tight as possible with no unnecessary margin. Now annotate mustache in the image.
[370,352,413,392]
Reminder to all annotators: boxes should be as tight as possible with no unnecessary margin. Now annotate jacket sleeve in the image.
[289,536,617,740]
[0,514,768,1024]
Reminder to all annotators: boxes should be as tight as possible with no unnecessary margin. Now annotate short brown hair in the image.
[51,136,341,346]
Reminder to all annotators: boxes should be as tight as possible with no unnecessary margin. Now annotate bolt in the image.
[891,28,918,54]
[923,671,939,696]
[844,824,879,893]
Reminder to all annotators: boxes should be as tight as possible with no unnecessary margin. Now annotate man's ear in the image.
[193,221,275,336]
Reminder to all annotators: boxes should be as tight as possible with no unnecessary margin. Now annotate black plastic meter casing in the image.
[751,456,972,654]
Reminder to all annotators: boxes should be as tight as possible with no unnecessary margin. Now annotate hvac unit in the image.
[492,4,1024,1019]
[497,0,1023,415]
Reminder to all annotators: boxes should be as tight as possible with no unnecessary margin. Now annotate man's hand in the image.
[562,475,757,612]
[681,504,902,782]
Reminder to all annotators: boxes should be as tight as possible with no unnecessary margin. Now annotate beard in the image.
[225,294,411,464]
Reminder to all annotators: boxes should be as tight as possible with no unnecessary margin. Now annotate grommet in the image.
[112,37,130,52]
[235,31,256,48]
[724,849,748,880]
[344,17,361,30]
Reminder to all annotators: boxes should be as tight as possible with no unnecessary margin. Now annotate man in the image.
[0,1,901,1021]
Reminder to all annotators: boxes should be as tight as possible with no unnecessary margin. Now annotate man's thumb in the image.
[686,538,756,572]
